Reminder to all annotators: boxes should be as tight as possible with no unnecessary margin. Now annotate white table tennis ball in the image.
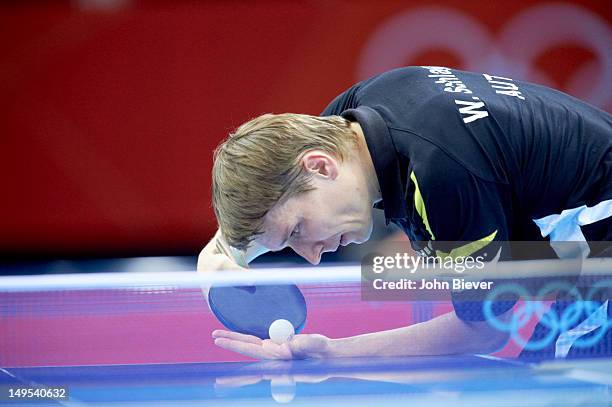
[270,375,296,403]
[269,319,295,344]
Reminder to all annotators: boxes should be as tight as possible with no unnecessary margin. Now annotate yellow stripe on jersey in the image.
[435,230,498,260]
[410,171,435,240]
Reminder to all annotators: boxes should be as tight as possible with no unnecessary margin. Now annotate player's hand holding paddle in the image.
[212,330,330,360]
[197,229,248,306]
[197,229,247,272]
[199,230,310,350]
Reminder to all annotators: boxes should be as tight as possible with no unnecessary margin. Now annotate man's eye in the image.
[291,226,299,237]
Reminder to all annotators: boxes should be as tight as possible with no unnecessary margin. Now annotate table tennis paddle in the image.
[208,284,307,339]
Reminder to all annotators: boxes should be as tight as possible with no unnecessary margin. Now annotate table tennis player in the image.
[198,66,612,360]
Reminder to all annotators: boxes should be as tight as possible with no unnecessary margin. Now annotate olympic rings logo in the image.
[357,3,612,110]
[483,279,612,351]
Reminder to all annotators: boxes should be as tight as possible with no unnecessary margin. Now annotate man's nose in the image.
[291,242,321,265]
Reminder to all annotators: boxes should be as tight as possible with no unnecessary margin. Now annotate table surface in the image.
[2,355,611,406]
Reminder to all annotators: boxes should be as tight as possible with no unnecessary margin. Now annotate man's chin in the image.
[349,231,370,245]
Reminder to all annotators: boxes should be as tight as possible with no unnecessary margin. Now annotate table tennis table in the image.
[2,355,611,406]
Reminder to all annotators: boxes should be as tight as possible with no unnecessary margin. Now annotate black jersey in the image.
[322,67,612,323]
[322,67,612,260]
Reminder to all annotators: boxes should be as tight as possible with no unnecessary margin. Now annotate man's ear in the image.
[301,151,339,180]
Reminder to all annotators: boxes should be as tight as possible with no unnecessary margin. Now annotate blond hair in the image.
[212,113,356,250]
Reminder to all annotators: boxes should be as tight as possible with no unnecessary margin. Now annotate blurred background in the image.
[1,0,611,274]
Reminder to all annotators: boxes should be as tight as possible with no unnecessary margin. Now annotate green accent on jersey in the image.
[436,230,498,259]
[410,171,435,240]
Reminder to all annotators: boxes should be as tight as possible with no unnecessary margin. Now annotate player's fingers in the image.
[198,251,245,272]
[212,330,263,345]
[214,338,270,359]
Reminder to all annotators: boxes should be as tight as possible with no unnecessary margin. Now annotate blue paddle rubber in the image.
[208,284,307,339]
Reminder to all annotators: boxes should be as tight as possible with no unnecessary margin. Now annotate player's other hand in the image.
[212,330,330,360]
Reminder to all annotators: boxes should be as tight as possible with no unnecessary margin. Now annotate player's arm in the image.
[325,310,509,357]
[197,229,269,271]
[213,309,510,359]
